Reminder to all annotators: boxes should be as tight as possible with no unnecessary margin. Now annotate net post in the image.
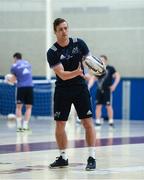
[46,0,52,79]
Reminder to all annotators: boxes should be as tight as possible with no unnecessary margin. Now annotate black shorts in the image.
[54,85,92,121]
[17,87,33,105]
[96,88,111,105]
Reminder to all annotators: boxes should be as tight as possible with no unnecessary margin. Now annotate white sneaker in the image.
[95,119,101,126]
[23,127,31,131]
[109,119,114,127]
[16,127,23,132]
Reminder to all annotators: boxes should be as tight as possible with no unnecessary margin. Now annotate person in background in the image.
[10,52,33,132]
[47,18,96,170]
[88,55,120,127]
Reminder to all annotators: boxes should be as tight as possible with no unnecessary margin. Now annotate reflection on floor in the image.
[0,117,144,179]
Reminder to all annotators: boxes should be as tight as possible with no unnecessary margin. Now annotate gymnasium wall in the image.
[0,0,144,78]
[0,0,46,76]
[52,0,144,77]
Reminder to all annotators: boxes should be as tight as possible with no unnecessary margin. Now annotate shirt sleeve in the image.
[111,66,116,75]
[77,38,90,56]
[10,65,16,75]
[47,48,61,68]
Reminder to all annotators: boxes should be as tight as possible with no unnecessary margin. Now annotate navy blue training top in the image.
[97,65,116,90]
[47,38,89,87]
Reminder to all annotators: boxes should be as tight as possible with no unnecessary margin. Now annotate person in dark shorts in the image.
[47,18,96,170]
[88,55,120,127]
[10,52,33,132]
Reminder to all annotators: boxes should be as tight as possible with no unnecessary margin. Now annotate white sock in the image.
[96,119,101,124]
[60,150,68,160]
[16,117,22,128]
[23,120,29,129]
[109,119,114,124]
[88,147,95,159]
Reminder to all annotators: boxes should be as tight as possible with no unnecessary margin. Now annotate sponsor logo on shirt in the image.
[72,47,79,54]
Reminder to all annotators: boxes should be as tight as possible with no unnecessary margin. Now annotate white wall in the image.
[0,0,46,76]
[0,0,144,77]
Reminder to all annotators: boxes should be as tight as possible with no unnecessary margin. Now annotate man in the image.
[88,55,120,127]
[10,52,33,132]
[47,18,96,170]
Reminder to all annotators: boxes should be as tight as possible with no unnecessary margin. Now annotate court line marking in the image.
[0,136,144,154]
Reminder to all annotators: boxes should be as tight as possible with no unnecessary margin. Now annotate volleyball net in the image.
[0,79,55,118]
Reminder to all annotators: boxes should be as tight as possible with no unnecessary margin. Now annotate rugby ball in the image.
[7,113,16,119]
[4,74,15,85]
[84,55,106,76]
[7,113,16,128]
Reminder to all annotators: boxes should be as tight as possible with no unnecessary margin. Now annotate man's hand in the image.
[75,62,83,77]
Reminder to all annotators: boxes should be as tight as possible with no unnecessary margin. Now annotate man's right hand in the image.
[75,62,83,77]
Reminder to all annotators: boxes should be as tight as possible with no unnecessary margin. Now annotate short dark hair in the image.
[13,52,22,59]
[53,18,67,32]
[100,55,108,61]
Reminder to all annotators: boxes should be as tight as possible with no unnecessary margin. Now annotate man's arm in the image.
[10,66,17,83]
[53,63,84,80]
[110,72,120,92]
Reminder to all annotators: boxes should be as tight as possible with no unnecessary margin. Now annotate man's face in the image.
[55,22,69,41]
[13,57,17,63]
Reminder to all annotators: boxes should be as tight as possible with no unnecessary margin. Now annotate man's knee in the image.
[82,118,94,129]
[56,121,66,131]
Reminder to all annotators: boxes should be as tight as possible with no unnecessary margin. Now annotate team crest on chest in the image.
[72,47,79,54]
